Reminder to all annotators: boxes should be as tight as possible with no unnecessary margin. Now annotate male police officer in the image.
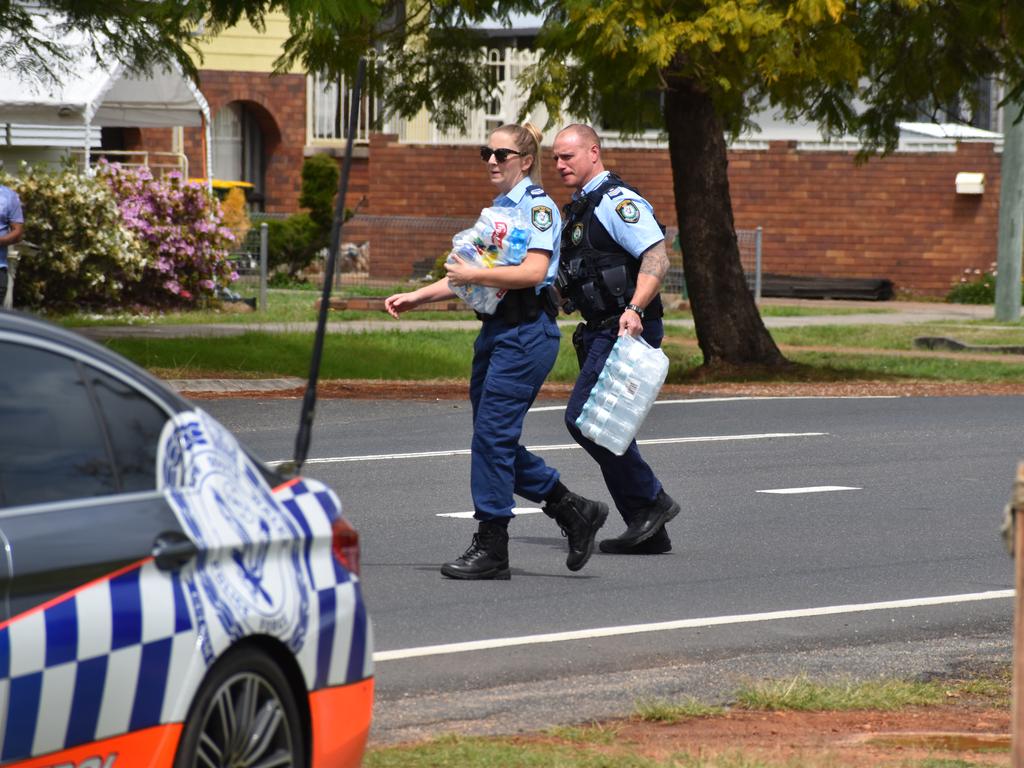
[551,124,679,554]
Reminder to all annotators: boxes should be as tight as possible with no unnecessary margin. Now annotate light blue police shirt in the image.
[576,170,663,258]
[493,176,561,291]
[0,185,24,269]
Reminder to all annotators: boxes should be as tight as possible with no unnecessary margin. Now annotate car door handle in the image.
[153,532,198,572]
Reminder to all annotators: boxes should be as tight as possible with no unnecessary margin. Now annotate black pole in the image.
[292,57,366,473]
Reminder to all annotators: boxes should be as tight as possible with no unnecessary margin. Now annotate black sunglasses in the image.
[480,146,523,163]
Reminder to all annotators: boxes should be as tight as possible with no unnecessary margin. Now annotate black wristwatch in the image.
[625,303,645,318]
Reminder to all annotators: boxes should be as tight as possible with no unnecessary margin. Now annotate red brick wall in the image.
[727,141,1001,295]
[130,71,369,216]
[351,134,1002,296]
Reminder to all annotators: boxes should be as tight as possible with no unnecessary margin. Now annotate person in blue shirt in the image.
[0,184,25,306]
[385,123,608,580]
[551,123,680,555]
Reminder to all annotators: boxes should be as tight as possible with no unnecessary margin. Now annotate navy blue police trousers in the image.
[469,312,562,521]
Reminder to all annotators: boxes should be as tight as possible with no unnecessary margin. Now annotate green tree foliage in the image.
[1,0,377,84]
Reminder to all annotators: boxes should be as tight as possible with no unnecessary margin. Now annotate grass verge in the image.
[104,323,1024,385]
[365,670,1010,768]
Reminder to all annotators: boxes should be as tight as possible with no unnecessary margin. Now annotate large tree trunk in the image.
[664,77,787,369]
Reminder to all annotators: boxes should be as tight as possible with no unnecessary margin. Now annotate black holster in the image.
[572,322,587,368]
[477,287,558,325]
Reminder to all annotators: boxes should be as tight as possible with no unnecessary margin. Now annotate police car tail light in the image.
[331,517,361,575]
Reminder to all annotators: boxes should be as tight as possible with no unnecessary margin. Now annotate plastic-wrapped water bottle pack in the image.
[575,333,670,456]
[448,207,530,314]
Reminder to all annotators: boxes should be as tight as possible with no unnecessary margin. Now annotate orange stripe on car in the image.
[310,678,375,766]
[0,557,152,632]
[6,723,182,768]
[272,476,304,493]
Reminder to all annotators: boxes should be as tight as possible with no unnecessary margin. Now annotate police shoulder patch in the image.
[531,205,553,231]
[615,199,641,224]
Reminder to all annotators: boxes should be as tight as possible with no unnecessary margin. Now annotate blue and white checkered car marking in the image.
[0,409,371,762]
[0,562,195,761]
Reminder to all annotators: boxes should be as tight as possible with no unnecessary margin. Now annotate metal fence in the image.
[663,226,763,302]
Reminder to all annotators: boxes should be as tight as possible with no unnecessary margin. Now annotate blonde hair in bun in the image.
[494,121,544,179]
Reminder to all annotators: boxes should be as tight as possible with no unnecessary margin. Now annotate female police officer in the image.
[384,123,608,580]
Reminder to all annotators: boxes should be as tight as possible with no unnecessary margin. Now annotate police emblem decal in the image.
[616,199,641,224]
[531,205,552,231]
[571,222,584,245]
[159,411,312,656]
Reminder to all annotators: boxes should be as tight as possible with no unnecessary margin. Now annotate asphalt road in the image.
[202,393,1019,743]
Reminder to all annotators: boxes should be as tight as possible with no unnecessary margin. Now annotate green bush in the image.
[430,251,450,282]
[947,263,1024,304]
[2,164,146,310]
[299,154,339,234]
[266,155,353,280]
[266,213,321,279]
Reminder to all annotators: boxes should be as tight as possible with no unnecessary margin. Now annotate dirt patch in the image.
[182,377,1024,400]
[519,706,1011,766]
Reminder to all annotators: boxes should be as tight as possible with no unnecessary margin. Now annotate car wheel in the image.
[174,647,306,768]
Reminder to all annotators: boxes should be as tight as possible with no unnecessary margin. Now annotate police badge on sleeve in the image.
[616,199,641,224]
[531,205,553,231]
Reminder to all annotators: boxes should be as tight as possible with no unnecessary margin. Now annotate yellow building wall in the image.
[192,12,301,74]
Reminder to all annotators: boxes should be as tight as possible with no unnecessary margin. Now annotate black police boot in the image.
[599,526,672,555]
[606,490,680,549]
[543,492,609,571]
[440,520,511,580]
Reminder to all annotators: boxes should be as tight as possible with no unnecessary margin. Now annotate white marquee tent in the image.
[0,24,213,186]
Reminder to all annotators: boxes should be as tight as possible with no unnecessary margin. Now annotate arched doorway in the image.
[211,101,277,211]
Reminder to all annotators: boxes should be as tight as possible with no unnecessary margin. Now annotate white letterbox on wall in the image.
[955,172,985,195]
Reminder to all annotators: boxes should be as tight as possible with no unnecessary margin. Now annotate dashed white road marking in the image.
[437,507,543,519]
[758,486,862,495]
[373,590,1014,662]
[270,432,826,466]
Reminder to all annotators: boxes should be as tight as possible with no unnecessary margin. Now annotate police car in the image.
[0,310,373,767]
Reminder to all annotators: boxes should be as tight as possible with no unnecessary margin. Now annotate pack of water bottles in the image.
[447,207,530,315]
[575,333,670,456]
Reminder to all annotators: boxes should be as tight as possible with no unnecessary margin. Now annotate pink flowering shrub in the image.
[97,162,236,307]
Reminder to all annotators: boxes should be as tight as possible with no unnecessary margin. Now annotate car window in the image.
[0,342,116,507]
[86,365,169,493]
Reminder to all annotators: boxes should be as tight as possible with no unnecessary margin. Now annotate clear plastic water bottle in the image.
[575,333,670,455]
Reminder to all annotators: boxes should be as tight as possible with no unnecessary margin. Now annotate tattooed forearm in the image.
[639,241,670,282]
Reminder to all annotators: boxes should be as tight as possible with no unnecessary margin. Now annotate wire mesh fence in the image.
[642,226,763,301]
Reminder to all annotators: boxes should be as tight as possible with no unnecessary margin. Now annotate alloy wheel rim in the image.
[195,672,295,768]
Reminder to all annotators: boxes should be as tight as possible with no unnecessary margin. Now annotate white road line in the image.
[373,590,1013,662]
[269,431,826,466]
[758,486,862,495]
[437,507,543,519]
[529,395,898,413]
